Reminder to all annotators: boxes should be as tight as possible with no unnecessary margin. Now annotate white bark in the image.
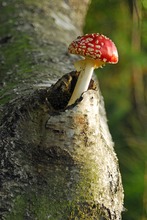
[43,80,124,219]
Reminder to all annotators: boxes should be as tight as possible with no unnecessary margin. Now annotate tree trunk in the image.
[0,0,124,219]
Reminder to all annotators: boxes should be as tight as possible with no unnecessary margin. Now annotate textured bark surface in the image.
[0,0,124,219]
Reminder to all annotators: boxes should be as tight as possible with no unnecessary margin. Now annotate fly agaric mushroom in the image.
[67,33,118,106]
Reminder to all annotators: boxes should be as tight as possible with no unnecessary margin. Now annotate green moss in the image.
[6,192,100,220]
[5,196,27,220]
[0,3,31,76]
[0,82,17,106]
[1,35,31,72]
[0,1,37,106]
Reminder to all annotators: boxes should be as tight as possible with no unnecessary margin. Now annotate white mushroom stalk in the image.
[67,58,104,106]
[67,33,118,106]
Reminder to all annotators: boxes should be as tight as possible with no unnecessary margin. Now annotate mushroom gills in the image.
[67,58,104,106]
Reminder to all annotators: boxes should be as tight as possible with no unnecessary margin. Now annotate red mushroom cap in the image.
[68,33,118,64]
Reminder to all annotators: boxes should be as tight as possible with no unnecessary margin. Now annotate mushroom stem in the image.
[67,58,104,106]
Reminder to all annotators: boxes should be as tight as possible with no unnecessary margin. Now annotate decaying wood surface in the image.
[0,0,124,219]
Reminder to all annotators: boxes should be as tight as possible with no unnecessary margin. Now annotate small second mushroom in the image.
[67,33,118,106]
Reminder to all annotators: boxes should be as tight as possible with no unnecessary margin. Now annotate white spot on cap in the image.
[86,37,93,41]
[103,58,107,62]
[87,47,94,52]
[88,43,94,47]
[81,45,86,48]
[86,52,91,56]
[95,50,101,53]
[95,45,101,49]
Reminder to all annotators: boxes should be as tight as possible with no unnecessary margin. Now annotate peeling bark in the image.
[0,0,124,219]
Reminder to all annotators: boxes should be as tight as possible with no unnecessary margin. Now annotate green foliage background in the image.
[84,0,147,219]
